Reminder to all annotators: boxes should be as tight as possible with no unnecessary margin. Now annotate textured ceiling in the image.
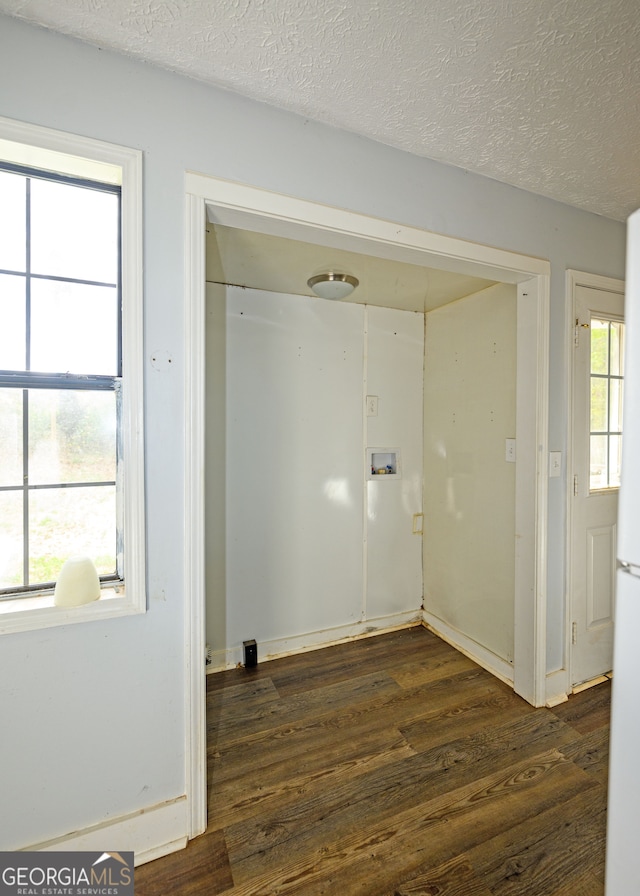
[2,0,640,221]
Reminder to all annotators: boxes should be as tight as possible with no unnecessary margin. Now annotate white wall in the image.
[225,286,365,648]
[0,12,625,850]
[423,284,517,663]
[366,306,424,619]
[207,288,423,665]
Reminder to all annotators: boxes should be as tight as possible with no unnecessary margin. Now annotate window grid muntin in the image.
[0,269,119,289]
[590,316,624,491]
[0,162,122,596]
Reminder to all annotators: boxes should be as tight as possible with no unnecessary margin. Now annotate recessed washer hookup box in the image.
[366,448,401,480]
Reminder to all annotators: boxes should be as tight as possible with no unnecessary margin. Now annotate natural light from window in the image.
[0,167,121,596]
[590,316,624,491]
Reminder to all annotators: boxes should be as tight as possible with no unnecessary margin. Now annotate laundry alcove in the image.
[203,223,517,681]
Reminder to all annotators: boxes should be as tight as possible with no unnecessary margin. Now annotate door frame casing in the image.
[184,172,551,836]
[565,269,625,692]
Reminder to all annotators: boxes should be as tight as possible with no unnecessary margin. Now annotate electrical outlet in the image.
[549,451,562,478]
[505,438,516,463]
[366,395,378,416]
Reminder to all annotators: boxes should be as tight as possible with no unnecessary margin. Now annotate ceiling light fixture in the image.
[307,272,359,300]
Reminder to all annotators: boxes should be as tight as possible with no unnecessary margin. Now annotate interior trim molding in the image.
[26,796,188,867]
[206,611,423,673]
[423,612,515,686]
[184,193,208,840]
[545,667,570,706]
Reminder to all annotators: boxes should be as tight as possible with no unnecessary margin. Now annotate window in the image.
[0,117,144,633]
[590,316,625,491]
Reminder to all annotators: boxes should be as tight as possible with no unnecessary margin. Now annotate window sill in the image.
[0,584,145,635]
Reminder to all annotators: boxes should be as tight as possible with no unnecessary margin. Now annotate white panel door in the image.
[570,284,625,686]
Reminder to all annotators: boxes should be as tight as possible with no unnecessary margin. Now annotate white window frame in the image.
[0,116,145,634]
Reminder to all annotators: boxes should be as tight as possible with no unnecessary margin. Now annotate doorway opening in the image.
[184,173,550,838]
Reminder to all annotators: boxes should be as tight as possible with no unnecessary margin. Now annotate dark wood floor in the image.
[136,626,610,895]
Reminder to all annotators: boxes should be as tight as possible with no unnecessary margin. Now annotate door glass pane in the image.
[591,319,609,374]
[610,321,625,376]
[29,390,116,485]
[590,377,607,432]
[30,179,118,283]
[590,435,607,490]
[30,279,117,375]
[589,317,625,491]
[0,491,23,590]
[0,388,23,487]
[609,434,622,488]
[610,379,623,433]
[29,485,116,585]
[0,273,26,370]
[0,170,26,272]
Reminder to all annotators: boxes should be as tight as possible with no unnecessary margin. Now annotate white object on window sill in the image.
[54,556,101,607]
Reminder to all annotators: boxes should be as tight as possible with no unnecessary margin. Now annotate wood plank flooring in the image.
[135,626,610,895]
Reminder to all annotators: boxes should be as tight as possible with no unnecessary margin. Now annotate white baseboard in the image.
[422,611,514,686]
[26,795,188,867]
[206,646,231,672]
[205,610,423,673]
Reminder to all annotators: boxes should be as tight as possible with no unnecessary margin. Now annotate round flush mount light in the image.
[307,272,359,300]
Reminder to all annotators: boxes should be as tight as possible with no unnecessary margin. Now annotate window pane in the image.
[609,435,622,488]
[29,485,116,585]
[30,179,118,283]
[0,491,23,590]
[0,170,26,272]
[0,388,23,487]
[610,379,624,433]
[590,377,607,432]
[30,279,117,375]
[29,390,116,485]
[0,273,26,370]
[611,321,625,377]
[590,435,607,490]
[591,319,609,374]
